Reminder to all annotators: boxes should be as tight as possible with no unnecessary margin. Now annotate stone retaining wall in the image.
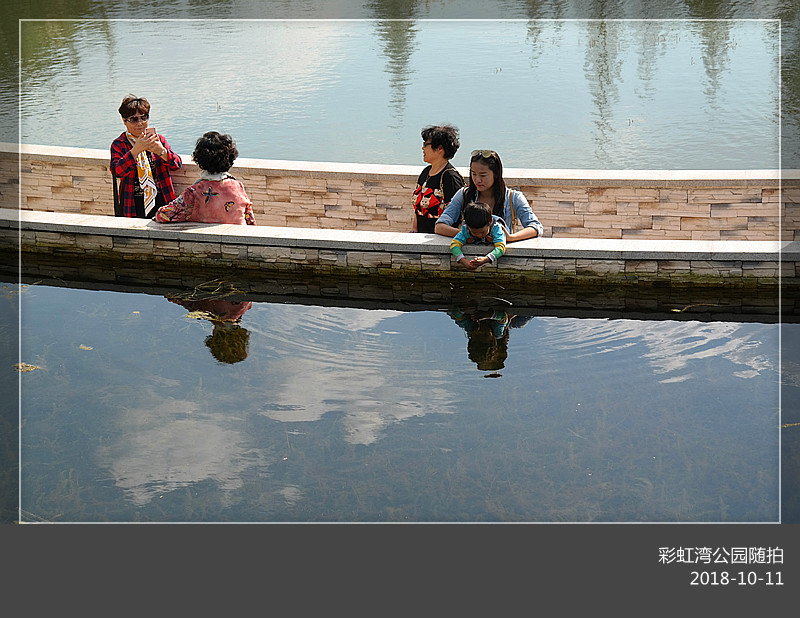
[2,208,794,292]
[2,143,796,241]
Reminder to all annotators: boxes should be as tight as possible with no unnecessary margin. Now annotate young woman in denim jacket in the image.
[435,149,543,242]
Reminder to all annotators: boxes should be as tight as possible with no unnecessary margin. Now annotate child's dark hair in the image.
[192,131,239,174]
[420,124,460,160]
[463,201,492,229]
[467,325,509,371]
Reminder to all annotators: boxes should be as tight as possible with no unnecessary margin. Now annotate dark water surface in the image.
[6,274,782,522]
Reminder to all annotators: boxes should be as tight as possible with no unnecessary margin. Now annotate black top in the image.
[413,162,465,233]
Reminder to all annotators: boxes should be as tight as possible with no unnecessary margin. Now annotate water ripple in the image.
[540,317,777,383]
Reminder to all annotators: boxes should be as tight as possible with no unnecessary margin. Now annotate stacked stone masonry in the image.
[2,143,797,241]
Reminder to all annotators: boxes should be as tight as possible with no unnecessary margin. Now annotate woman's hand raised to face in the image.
[132,130,163,156]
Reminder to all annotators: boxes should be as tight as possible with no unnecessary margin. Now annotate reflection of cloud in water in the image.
[267,382,448,445]
[544,318,775,384]
[279,485,303,507]
[250,306,456,445]
[96,399,272,507]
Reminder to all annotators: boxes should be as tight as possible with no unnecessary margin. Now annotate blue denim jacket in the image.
[437,187,544,237]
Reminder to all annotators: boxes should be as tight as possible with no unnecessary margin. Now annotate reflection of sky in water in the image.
[15,285,780,520]
[543,318,777,383]
[247,306,457,444]
[16,19,779,169]
[96,398,272,508]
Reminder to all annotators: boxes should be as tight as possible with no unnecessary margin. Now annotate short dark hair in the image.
[205,323,249,364]
[463,201,492,229]
[192,131,239,174]
[467,325,508,371]
[118,95,150,119]
[421,124,460,160]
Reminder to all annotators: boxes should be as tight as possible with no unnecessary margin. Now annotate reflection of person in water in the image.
[449,308,533,372]
[167,297,253,364]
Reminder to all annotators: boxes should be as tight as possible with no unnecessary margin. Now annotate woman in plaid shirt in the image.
[110,95,182,218]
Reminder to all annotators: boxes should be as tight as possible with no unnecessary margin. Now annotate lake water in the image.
[5,3,797,524]
[16,18,781,170]
[6,272,783,523]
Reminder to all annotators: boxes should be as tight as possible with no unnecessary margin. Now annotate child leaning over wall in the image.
[449,201,506,271]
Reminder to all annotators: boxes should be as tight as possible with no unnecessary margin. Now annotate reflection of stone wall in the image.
[10,249,790,321]
[2,143,795,241]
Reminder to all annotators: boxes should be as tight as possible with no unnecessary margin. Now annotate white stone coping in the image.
[2,208,793,262]
[2,142,794,186]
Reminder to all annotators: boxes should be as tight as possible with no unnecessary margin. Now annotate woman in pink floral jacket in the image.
[154,131,255,225]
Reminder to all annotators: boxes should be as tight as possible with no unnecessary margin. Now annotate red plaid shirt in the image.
[110,132,182,217]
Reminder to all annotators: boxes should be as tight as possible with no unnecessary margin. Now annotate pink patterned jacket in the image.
[154,173,255,225]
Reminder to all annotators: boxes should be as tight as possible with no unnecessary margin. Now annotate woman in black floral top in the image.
[411,124,465,233]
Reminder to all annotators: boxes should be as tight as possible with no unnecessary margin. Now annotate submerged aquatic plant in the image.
[172,279,246,302]
[14,363,40,372]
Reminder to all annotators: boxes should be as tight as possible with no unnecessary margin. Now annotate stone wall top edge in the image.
[4,208,787,259]
[2,142,792,184]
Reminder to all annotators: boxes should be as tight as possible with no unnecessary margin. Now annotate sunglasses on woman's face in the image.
[125,114,149,123]
[471,149,496,158]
